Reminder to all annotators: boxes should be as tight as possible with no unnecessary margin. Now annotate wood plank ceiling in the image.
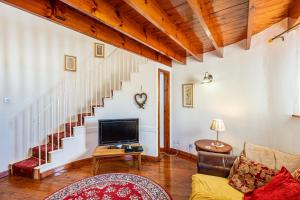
[1,0,297,66]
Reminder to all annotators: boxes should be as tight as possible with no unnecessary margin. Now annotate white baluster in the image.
[90,59,93,113]
[45,98,48,164]
[75,72,78,123]
[57,86,60,150]
[109,58,112,97]
[69,78,72,136]
[95,60,98,109]
[38,101,41,165]
[85,64,88,115]
[80,67,83,126]
[104,60,106,98]
[51,94,54,152]
[63,81,66,139]
[118,52,121,90]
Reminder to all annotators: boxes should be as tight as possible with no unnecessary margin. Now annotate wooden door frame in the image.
[158,68,170,158]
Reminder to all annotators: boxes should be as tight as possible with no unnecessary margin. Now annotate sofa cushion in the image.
[190,174,243,200]
[274,150,300,172]
[244,167,300,200]
[244,142,275,169]
[228,155,276,193]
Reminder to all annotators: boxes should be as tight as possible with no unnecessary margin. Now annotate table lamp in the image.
[210,119,226,148]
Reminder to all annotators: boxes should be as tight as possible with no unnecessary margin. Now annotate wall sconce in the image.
[201,72,213,84]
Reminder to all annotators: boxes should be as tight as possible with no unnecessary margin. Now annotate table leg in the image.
[92,157,96,175]
[95,159,100,175]
[138,154,141,170]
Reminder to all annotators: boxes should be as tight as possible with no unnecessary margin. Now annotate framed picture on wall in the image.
[94,43,104,58]
[182,83,194,108]
[64,55,77,72]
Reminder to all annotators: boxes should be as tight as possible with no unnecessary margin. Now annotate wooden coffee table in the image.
[194,139,232,154]
[92,146,142,175]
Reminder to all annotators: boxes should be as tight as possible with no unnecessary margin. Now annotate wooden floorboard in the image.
[0,155,196,200]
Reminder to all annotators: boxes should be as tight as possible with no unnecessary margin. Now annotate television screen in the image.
[98,118,139,145]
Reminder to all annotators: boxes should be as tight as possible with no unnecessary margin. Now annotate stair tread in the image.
[65,121,81,126]
[48,132,72,149]
[52,131,72,138]
[78,112,92,116]
[13,157,45,169]
[32,143,58,152]
[78,113,92,124]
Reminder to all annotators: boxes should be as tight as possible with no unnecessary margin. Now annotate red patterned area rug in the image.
[45,173,172,200]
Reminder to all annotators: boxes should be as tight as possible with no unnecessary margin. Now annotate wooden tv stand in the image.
[92,145,142,175]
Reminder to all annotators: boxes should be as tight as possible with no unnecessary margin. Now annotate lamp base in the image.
[211,141,224,148]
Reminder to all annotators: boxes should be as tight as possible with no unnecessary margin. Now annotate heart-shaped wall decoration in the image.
[134,93,148,109]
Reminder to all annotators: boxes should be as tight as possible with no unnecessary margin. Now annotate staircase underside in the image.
[10,109,95,179]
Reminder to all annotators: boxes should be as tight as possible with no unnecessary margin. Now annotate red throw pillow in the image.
[228,155,276,193]
[244,167,300,200]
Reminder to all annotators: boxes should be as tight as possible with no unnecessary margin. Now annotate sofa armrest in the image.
[197,151,237,178]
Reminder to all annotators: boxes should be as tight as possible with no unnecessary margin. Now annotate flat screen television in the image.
[98,118,139,145]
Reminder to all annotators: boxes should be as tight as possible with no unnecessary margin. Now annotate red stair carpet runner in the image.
[11,110,92,178]
[44,173,172,200]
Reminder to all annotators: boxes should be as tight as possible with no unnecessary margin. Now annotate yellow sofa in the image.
[190,174,243,200]
[190,142,300,200]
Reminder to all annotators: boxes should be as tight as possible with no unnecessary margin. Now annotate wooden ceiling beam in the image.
[123,0,203,62]
[288,0,300,28]
[0,0,172,66]
[59,0,186,64]
[187,0,223,58]
[246,0,254,50]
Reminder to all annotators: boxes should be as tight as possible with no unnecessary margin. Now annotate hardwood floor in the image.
[0,155,196,200]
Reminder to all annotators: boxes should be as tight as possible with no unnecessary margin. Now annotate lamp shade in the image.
[210,119,226,132]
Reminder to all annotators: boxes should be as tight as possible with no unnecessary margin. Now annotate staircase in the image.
[10,48,147,179]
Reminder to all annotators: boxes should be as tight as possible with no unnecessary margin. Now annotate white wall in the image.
[0,2,170,172]
[172,19,300,155]
[83,62,170,158]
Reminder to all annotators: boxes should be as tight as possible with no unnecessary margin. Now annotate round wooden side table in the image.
[194,139,232,154]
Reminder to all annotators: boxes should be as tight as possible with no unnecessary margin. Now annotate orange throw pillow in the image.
[228,155,277,193]
[293,168,300,183]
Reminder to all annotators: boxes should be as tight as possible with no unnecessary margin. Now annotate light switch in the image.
[3,97,10,104]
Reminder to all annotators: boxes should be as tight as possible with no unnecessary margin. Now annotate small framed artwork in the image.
[94,43,104,58]
[64,55,77,72]
[182,83,194,108]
